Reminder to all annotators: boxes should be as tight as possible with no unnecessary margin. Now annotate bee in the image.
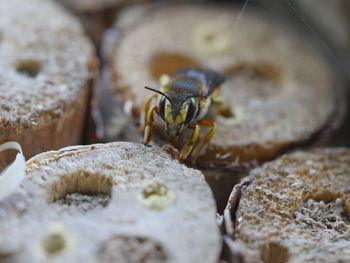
[142,67,226,162]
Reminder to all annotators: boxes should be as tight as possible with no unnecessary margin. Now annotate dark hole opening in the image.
[16,60,41,78]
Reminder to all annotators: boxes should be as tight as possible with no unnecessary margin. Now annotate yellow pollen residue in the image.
[137,180,176,210]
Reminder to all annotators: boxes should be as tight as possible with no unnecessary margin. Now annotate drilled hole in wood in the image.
[99,235,168,263]
[49,172,112,212]
[16,60,41,78]
[224,62,283,85]
[148,52,200,80]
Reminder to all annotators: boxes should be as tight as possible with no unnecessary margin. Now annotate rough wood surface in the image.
[0,0,97,160]
[0,142,221,263]
[231,148,350,263]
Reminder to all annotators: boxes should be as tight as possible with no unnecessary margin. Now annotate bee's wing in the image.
[172,67,197,77]
[202,69,226,96]
[173,67,225,96]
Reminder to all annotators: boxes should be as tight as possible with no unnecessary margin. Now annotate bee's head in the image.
[145,87,198,136]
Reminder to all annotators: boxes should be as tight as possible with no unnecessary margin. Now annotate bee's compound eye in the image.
[159,96,166,121]
[185,97,198,124]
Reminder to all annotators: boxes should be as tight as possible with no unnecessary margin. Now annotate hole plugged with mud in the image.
[49,172,112,213]
[16,60,41,78]
[98,235,168,263]
[294,198,350,241]
[148,52,200,80]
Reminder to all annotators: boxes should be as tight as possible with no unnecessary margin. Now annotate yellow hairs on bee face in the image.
[164,100,190,125]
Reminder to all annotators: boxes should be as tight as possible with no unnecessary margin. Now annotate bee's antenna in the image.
[144,86,173,104]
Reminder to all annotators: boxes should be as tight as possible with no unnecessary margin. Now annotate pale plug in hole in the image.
[49,172,112,213]
[137,180,176,210]
[194,22,234,55]
[211,103,245,126]
[16,60,42,78]
[39,222,75,258]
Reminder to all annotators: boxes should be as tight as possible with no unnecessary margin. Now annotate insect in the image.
[142,67,226,162]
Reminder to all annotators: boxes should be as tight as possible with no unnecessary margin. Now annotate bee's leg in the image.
[190,119,217,162]
[143,106,159,145]
[179,123,200,162]
[141,94,157,130]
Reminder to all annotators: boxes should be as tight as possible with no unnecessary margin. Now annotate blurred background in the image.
[57,0,350,147]
[239,0,350,146]
[113,0,350,144]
